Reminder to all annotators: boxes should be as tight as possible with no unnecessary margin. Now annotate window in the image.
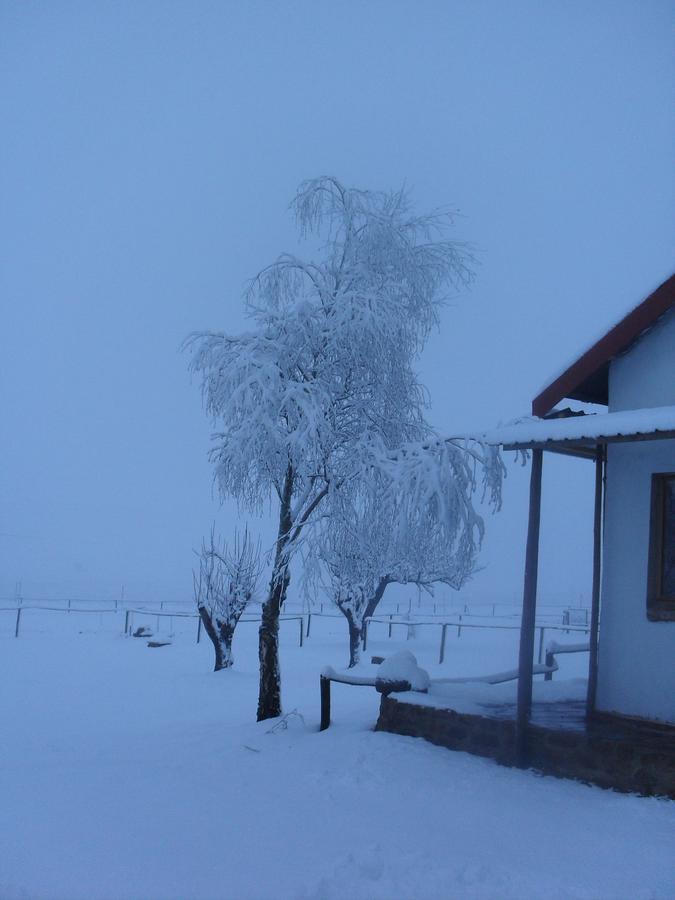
[647,473,675,621]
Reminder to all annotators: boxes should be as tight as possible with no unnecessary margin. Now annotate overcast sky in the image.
[1,1,673,606]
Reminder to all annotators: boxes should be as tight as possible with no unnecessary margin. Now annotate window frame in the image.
[647,472,675,622]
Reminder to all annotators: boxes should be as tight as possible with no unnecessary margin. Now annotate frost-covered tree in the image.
[193,527,261,671]
[312,438,504,667]
[186,176,473,720]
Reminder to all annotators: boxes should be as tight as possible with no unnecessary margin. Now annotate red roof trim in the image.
[532,274,675,417]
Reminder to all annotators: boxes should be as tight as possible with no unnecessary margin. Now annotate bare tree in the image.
[186,176,474,719]
[193,527,261,671]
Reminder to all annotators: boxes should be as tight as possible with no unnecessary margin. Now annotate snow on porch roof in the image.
[457,405,675,458]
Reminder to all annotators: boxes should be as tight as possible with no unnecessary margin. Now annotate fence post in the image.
[124,610,130,635]
[439,623,448,664]
[196,616,202,644]
[388,614,393,639]
[68,597,71,614]
[457,614,462,638]
[362,619,368,652]
[306,613,312,639]
[537,627,545,664]
[299,616,303,648]
[545,648,554,681]
[320,676,331,731]
[14,607,21,638]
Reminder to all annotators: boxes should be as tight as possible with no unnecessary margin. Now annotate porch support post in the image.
[516,448,543,767]
[586,445,604,714]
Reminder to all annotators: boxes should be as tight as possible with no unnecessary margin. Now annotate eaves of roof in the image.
[532,273,675,417]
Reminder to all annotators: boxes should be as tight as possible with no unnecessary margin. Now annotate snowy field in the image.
[1,607,673,900]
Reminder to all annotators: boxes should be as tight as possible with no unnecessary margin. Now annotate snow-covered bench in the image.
[544,640,590,680]
[319,652,430,731]
[318,641,590,730]
[433,661,559,686]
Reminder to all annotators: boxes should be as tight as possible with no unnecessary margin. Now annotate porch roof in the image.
[457,404,675,459]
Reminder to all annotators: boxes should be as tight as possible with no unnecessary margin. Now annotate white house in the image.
[377,274,674,792]
[472,272,675,742]
[529,273,675,726]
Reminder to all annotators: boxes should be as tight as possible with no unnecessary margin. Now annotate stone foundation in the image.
[376,695,675,799]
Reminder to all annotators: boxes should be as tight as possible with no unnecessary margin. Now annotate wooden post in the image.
[306,613,312,638]
[319,676,331,731]
[516,448,543,767]
[439,623,448,664]
[545,648,554,681]
[362,618,368,652]
[586,447,604,715]
[14,607,21,638]
[124,610,130,635]
[196,615,202,644]
[298,616,303,647]
[537,626,545,664]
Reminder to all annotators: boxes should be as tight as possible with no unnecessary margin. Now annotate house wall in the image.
[597,308,675,723]
[609,307,675,413]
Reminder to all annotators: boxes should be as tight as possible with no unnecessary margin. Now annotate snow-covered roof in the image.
[531,273,675,416]
[456,405,675,454]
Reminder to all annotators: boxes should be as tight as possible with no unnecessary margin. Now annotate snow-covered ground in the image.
[1,609,673,900]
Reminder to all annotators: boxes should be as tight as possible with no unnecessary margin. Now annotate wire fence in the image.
[0,588,592,634]
[2,599,590,670]
[1,604,305,645]
[362,615,590,666]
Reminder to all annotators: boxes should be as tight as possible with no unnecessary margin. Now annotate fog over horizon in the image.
[2,2,673,607]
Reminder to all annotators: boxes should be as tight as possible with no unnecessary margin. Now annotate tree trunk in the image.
[257,588,283,720]
[256,465,293,721]
[346,610,362,668]
[337,577,390,669]
[257,565,289,719]
[198,606,235,671]
[216,619,235,670]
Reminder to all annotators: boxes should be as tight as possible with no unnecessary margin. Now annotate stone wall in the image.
[376,696,675,799]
